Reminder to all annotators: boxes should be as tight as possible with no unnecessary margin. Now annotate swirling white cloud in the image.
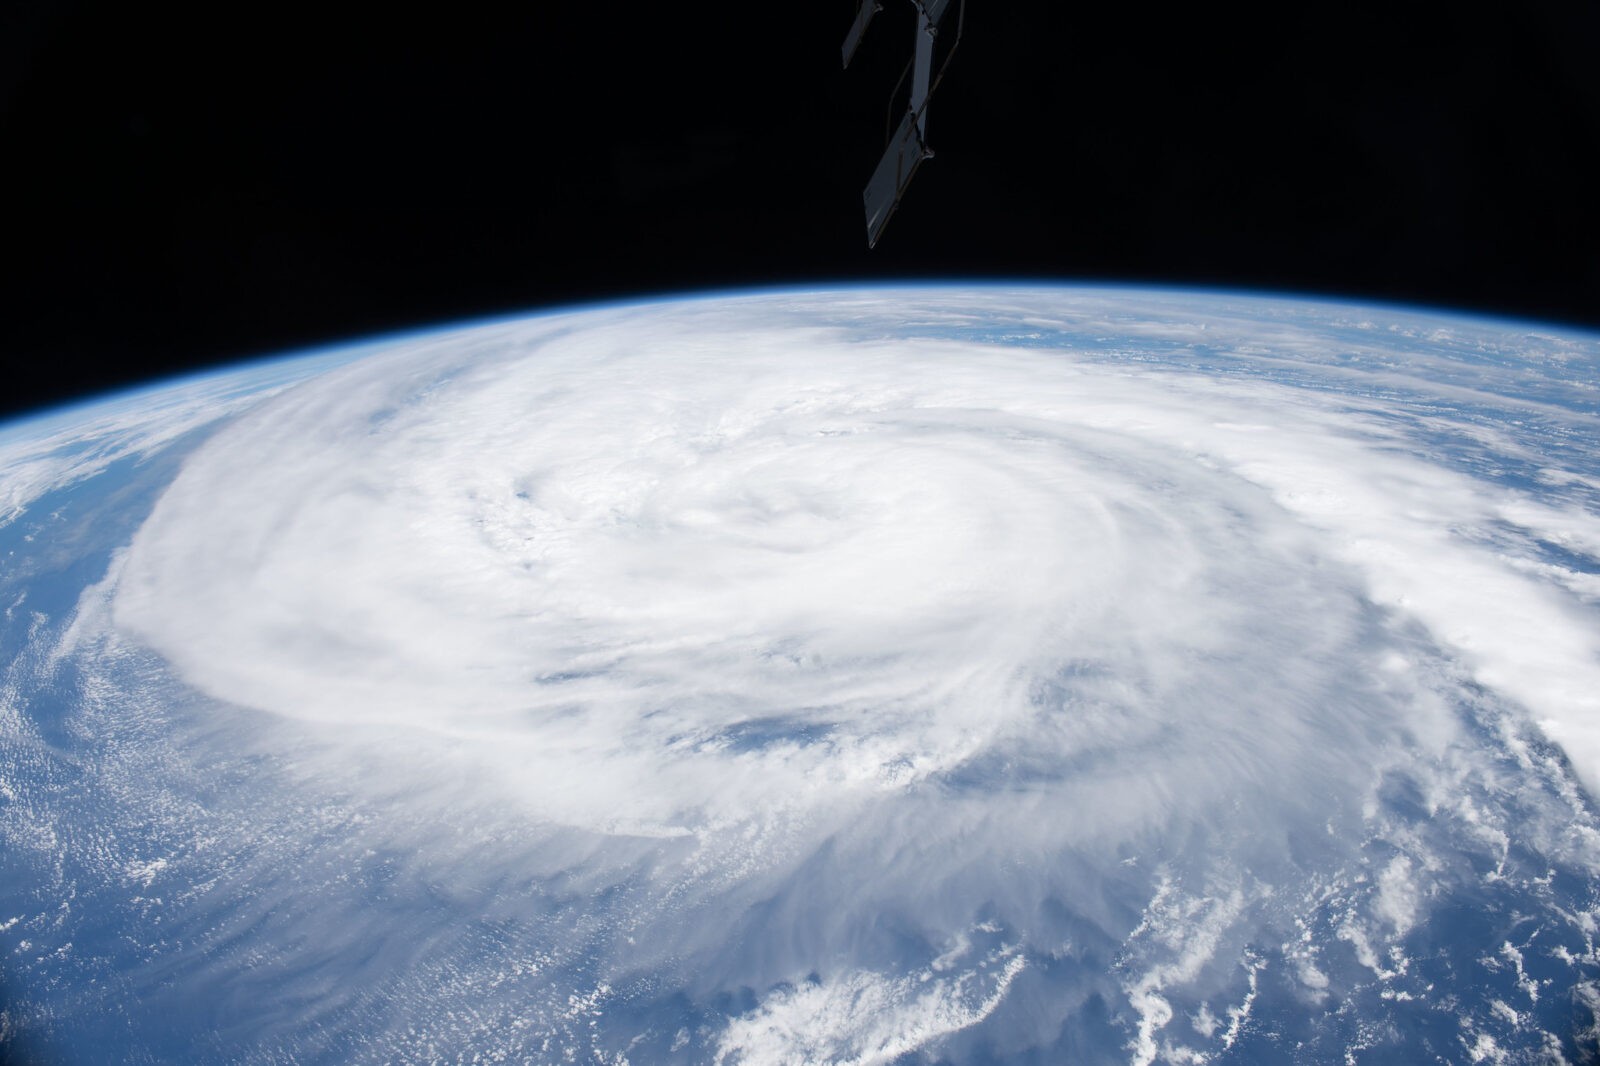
[111,293,1600,823]
[14,288,1600,1061]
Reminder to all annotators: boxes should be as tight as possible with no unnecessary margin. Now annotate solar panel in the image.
[862,108,930,248]
[844,0,964,248]
[908,4,936,134]
[841,0,882,68]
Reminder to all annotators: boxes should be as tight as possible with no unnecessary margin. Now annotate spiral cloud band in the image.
[112,292,1600,824]
[7,288,1600,1062]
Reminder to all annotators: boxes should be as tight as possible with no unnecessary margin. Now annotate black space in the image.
[4,1,1598,421]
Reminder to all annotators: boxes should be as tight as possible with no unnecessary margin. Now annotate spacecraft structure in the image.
[844,0,964,247]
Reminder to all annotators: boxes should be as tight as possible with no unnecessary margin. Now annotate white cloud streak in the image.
[715,944,1025,1066]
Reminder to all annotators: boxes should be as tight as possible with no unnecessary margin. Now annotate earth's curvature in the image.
[3,286,1600,1064]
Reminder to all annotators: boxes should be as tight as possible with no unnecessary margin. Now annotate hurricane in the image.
[4,287,1600,1063]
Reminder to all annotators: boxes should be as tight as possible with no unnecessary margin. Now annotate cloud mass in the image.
[4,288,1600,1062]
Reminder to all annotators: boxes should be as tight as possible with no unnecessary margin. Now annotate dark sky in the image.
[4,0,1598,421]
